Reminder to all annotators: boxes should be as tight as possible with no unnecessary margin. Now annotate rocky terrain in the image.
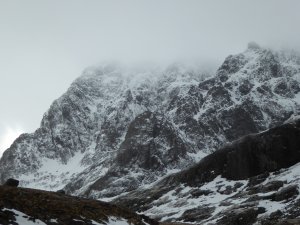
[0,184,157,225]
[114,118,300,224]
[1,43,300,224]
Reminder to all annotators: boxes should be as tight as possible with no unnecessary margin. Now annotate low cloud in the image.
[0,0,299,149]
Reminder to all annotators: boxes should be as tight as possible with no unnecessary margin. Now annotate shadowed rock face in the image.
[177,119,300,186]
[116,111,188,170]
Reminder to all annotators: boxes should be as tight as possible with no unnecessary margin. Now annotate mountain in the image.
[113,118,300,224]
[0,43,300,205]
[0,63,210,197]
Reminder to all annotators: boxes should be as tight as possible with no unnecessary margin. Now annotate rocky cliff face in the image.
[0,63,208,197]
[0,44,300,201]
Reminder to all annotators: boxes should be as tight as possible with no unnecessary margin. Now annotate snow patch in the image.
[5,208,47,225]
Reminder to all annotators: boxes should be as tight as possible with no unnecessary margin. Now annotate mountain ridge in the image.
[1,44,300,202]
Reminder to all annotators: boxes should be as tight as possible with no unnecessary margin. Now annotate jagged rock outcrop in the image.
[0,45,300,201]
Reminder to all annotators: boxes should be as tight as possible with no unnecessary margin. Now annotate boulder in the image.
[261,180,285,193]
[248,173,270,187]
[56,189,66,195]
[216,207,261,225]
[190,189,212,197]
[273,185,299,202]
[247,180,285,195]
[4,178,19,187]
[180,206,215,222]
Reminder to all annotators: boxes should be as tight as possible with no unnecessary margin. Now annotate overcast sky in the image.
[0,0,300,155]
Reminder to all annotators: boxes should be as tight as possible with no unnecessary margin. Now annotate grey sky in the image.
[0,0,300,154]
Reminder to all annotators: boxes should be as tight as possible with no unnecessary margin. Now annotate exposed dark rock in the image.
[256,84,273,96]
[179,206,215,222]
[260,209,283,224]
[56,189,66,195]
[206,85,231,106]
[247,180,285,195]
[290,79,300,94]
[257,207,267,214]
[273,185,299,202]
[175,120,300,186]
[216,207,261,225]
[220,104,260,141]
[4,178,19,187]
[248,173,270,186]
[245,194,267,202]
[270,210,284,219]
[217,70,229,82]
[284,198,300,219]
[238,80,253,95]
[262,181,285,193]
[275,219,300,225]
[219,201,232,207]
[198,78,215,90]
[116,111,188,170]
[255,50,282,80]
[189,189,212,197]
[217,54,247,76]
[274,80,293,98]
[0,209,18,225]
[217,185,235,195]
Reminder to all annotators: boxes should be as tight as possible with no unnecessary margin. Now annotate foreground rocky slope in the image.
[0,185,157,225]
[0,43,300,201]
[114,119,300,224]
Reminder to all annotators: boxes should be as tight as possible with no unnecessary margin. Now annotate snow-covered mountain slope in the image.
[114,118,300,225]
[0,63,209,195]
[1,44,300,200]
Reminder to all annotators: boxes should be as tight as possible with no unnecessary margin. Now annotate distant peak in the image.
[247,41,261,50]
